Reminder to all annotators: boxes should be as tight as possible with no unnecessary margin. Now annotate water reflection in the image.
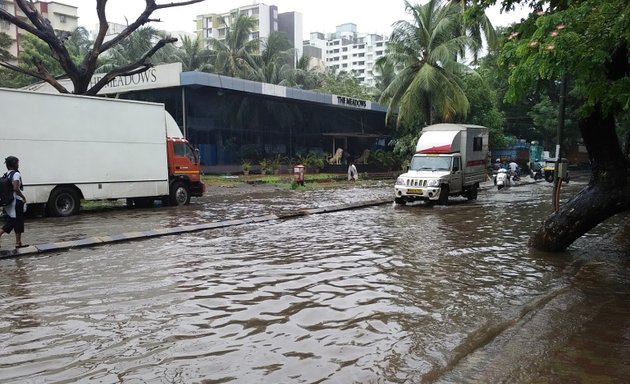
[1,180,628,383]
[0,259,40,330]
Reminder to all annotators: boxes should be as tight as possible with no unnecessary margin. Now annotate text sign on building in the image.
[22,63,183,95]
[93,62,182,94]
[332,95,371,109]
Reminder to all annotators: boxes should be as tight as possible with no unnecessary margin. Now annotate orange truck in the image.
[0,87,204,216]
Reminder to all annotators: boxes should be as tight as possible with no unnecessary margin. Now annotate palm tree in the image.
[251,31,296,85]
[97,26,162,72]
[168,34,212,71]
[290,54,322,90]
[378,0,473,126]
[450,0,498,63]
[370,58,396,100]
[208,15,259,78]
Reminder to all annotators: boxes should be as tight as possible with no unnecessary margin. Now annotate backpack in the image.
[0,171,16,206]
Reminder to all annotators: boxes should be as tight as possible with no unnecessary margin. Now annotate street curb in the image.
[0,199,392,260]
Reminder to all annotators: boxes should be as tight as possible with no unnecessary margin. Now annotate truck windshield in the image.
[409,156,451,171]
[173,142,197,163]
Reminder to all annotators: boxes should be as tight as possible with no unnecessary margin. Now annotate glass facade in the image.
[121,86,390,167]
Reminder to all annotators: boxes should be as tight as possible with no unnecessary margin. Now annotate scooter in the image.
[495,168,511,190]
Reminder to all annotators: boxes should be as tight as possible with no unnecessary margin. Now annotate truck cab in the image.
[395,153,463,205]
[166,137,205,205]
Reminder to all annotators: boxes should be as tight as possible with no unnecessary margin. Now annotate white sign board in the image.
[23,62,182,94]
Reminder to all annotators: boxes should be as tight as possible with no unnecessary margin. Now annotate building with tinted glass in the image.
[26,63,391,173]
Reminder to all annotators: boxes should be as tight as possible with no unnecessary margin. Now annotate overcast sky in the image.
[63,0,529,36]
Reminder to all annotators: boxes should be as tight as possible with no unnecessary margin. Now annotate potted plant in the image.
[307,151,325,173]
[241,159,251,175]
[270,154,282,175]
[259,158,269,175]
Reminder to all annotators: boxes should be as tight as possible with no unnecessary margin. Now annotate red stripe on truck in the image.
[466,159,487,167]
[417,144,452,154]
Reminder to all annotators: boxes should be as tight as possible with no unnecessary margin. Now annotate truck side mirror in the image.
[194,148,200,164]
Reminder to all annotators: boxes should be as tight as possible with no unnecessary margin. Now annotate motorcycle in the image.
[495,168,511,190]
[511,167,521,182]
[531,168,543,180]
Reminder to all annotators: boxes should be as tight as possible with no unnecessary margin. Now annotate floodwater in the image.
[1,179,629,383]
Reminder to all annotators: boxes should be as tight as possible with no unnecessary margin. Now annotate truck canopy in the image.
[416,130,461,154]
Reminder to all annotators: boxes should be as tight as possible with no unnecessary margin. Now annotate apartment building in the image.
[305,23,388,86]
[195,2,303,59]
[0,0,78,60]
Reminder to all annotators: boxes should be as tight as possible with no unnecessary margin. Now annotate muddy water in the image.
[1,180,629,383]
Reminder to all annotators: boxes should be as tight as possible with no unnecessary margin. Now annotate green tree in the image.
[377,0,473,126]
[370,58,396,101]
[495,0,630,251]
[167,34,211,72]
[208,15,259,78]
[316,68,371,100]
[98,26,162,71]
[291,54,322,90]
[251,31,296,85]
[0,32,13,61]
[461,72,508,149]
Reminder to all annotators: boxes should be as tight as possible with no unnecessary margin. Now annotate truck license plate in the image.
[408,188,422,194]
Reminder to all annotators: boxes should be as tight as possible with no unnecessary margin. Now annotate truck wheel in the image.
[169,182,191,206]
[438,185,449,205]
[545,172,554,183]
[467,184,478,200]
[394,197,407,206]
[47,187,80,217]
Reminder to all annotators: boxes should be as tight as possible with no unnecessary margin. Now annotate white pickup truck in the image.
[394,123,489,205]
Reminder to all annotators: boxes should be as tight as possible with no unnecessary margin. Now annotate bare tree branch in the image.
[86,37,177,95]
[0,60,69,93]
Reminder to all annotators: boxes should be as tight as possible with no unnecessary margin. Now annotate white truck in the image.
[0,87,204,216]
[394,123,489,205]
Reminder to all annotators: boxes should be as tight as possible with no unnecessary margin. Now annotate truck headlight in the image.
[427,179,440,187]
[396,177,405,186]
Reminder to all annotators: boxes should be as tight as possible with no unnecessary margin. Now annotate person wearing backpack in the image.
[0,156,27,248]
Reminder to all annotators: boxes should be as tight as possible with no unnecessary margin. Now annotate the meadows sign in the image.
[23,63,182,94]
[332,95,371,109]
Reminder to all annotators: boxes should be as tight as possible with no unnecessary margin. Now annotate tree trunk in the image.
[529,106,630,251]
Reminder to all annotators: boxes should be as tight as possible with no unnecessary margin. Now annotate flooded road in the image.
[1,179,629,383]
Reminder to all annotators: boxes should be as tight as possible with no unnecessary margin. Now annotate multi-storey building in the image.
[304,23,388,86]
[195,2,302,59]
[0,1,78,61]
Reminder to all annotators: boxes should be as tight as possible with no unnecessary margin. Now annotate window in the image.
[473,137,483,151]
[252,32,259,39]
[173,142,196,163]
[59,14,66,23]
[452,158,461,172]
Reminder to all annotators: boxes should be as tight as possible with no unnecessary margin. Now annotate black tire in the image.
[497,185,504,191]
[47,187,80,217]
[169,182,191,206]
[544,172,554,183]
[394,197,407,206]
[437,185,449,205]
[467,184,478,200]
